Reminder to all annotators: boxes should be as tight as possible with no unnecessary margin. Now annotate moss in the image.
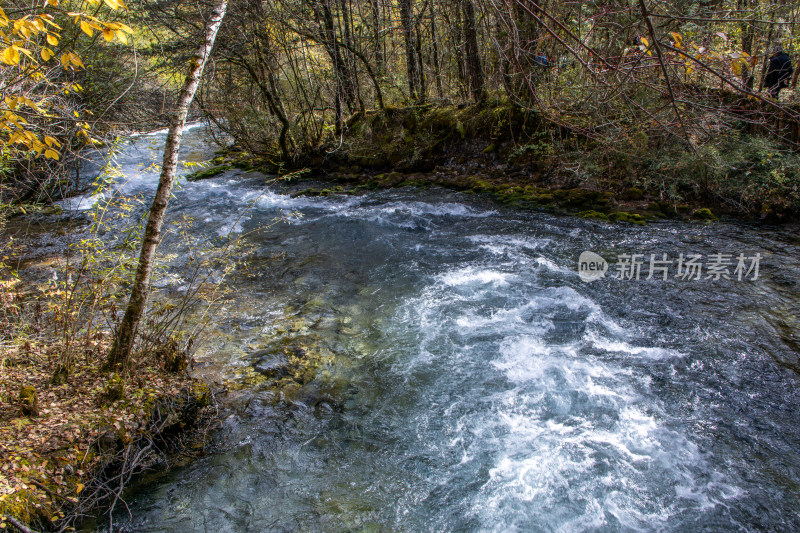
[692,208,718,221]
[648,201,670,216]
[577,210,610,221]
[51,364,68,385]
[620,187,644,201]
[19,385,38,416]
[0,489,35,526]
[186,164,231,182]
[191,382,211,407]
[608,211,647,225]
[231,160,255,171]
[103,373,124,404]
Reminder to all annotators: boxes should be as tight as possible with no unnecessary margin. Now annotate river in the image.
[63,126,800,532]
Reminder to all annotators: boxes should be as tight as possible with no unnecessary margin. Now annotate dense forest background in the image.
[2,0,800,215]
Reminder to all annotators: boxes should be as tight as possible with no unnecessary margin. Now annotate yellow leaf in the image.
[670,32,682,46]
[640,36,649,47]
[75,483,84,494]
[44,135,61,147]
[47,33,58,46]
[1,46,19,65]
[44,149,60,160]
[41,47,53,60]
[102,28,114,41]
[116,30,127,44]
[80,20,93,37]
[47,0,59,6]
[103,0,119,9]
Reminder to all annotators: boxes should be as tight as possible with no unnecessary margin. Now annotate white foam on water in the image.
[467,234,551,250]
[215,215,246,236]
[439,267,515,287]
[132,121,207,137]
[372,201,497,218]
[56,192,104,211]
[394,262,742,532]
[587,331,685,360]
[468,324,740,531]
[254,190,365,215]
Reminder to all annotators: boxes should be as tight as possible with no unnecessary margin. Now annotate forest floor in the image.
[0,243,216,532]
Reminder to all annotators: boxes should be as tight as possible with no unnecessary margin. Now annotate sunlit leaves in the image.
[1,46,20,65]
[0,0,135,161]
[80,20,93,37]
[60,51,84,69]
[639,36,652,57]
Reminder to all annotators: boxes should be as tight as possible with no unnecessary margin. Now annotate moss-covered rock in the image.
[577,210,610,221]
[692,208,718,221]
[186,164,231,182]
[19,385,38,416]
[191,382,211,407]
[608,211,647,225]
[620,187,644,201]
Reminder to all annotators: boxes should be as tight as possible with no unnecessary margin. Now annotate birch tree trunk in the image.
[107,0,228,369]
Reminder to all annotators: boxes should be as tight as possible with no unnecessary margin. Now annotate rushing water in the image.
[66,127,800,532]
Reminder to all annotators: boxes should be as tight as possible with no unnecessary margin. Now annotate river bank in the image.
[0,215,217,531]
[190,102,800,223]
[0,337,213,531]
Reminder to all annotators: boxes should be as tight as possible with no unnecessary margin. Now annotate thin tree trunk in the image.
[107,0,228,369]
[369,0,384,76]
[462,0,484,101]
[399,0,420,102]
[758,9,776,91]
[430,1,444,99]
[415,23,427,102]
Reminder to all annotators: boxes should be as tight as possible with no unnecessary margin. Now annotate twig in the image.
[30,479,70,502]
[3,514,42,533]
[638,0,693,148]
